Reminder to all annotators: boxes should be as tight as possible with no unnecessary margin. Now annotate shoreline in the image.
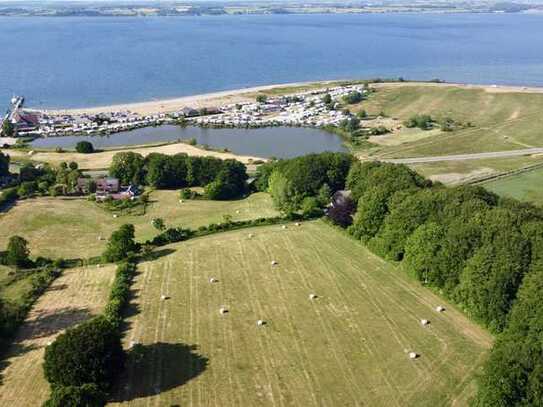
[41,80,543,117]
[42,80,340,116]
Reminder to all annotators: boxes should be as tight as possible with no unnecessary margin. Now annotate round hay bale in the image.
[409,352,418,359]
[248,233,254,239]
[436,306,445,312]
[219,307,228,315]
[295,222,301,226]
[209,277,217,283]
[420,319,429,326]
[271,260,278,266]
[282,225,287,230]
[309,294,318,300]
[113,214,118,218]
[160,295,168,301]
[257,320,266,326]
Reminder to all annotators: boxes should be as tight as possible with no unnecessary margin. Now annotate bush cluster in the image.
[404,114,434,130]
[255,152,354,215]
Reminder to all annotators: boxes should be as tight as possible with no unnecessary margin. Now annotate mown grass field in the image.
[111,221,492,407]
[0,191,278,260]
[0,265,116,406]
[481,167,543,206]
[362,84,543,159]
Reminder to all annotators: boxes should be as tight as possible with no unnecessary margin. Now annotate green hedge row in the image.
[146,215,311,247]
[0,267,62,356]
[103,260,138,329]
[0,187,18,210]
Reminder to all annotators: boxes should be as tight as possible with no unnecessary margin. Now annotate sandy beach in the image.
[42,80,543,117]
[44,81,339,116]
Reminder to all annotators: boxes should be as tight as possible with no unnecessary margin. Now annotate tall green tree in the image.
[43,316,124,390]
[1,119,14,137]
[204,159,247,200]
[109,152,145,185]
[6,235,31,268]
[102,224,138,262]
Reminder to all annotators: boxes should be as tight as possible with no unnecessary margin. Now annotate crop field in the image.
[0,265,116,406]
[362,85,543,159]
[111,221,492,407]
[481,166,543,206]
[0,192,278,259]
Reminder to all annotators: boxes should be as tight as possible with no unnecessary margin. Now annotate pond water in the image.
[30,125,347,159]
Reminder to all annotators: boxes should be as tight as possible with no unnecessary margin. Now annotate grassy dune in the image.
[0,192,278,259]
[111,222,492,407]
[363,85,543,159]
[0,265,116,406]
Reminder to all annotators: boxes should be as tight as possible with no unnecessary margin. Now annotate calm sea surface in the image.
[30,126,347,159]
[2,13,543,109]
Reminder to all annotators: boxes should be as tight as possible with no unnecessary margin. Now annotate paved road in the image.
[380,148,543,164]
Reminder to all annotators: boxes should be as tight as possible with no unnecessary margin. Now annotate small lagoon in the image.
[30,125,347,159]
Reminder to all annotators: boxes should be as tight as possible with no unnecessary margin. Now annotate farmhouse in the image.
[93,177,139,201]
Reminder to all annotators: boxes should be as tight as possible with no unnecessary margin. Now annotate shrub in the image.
[75,141,95,154]
[404,114,434,130]
[180,188,199,200]
[342,91,364,104]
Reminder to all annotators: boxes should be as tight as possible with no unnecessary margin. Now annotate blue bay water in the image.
[1,13,543,109]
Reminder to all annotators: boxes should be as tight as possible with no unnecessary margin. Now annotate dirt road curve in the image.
[381,148,543,164]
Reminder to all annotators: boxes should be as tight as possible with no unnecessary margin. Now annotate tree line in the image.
[337,160,543,405]
[109,152,248,200]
